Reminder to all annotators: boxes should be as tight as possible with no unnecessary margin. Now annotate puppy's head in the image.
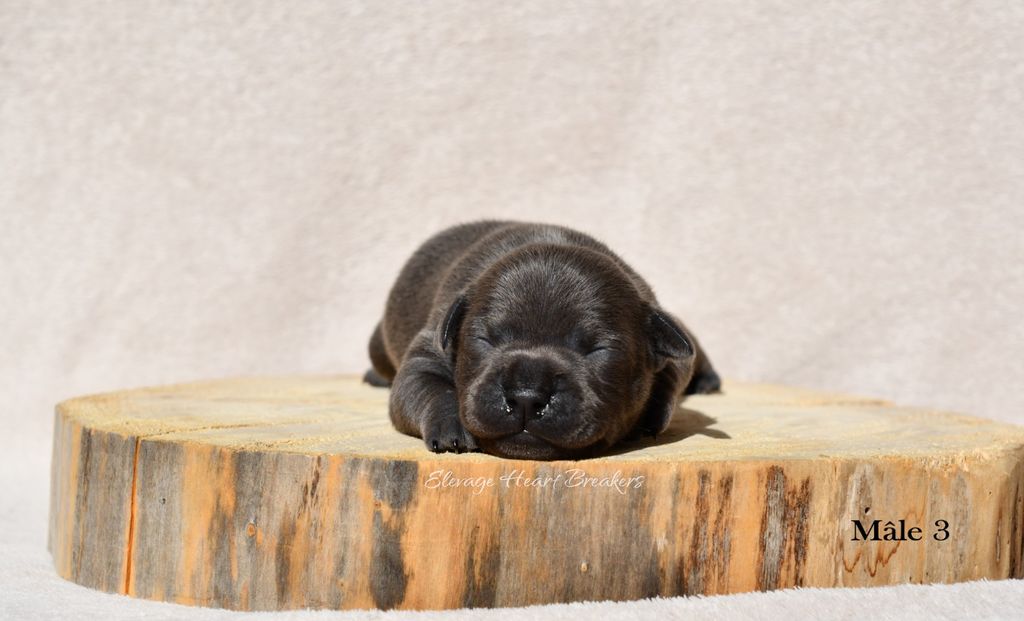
[436,243,696,460]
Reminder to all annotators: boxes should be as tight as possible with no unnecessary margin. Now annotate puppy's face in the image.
[439,244,694,460]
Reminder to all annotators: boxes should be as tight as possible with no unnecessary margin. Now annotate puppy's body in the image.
[365,220,720,460]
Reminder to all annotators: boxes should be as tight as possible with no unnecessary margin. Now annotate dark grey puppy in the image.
[363,220,720,460]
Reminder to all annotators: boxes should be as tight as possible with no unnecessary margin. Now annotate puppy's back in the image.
[381,220,514,364]
[380,220,656,367]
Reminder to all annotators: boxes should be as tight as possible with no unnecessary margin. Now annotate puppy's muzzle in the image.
[503,387,552,426]
[499,351,561,429]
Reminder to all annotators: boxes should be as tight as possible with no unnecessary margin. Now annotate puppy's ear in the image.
[435,293,468,353]
[645,305,695,361]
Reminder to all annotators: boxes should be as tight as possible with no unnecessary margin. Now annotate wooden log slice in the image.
[47,375,1024,610]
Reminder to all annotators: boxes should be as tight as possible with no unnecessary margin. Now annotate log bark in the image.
[48,375,1024,610]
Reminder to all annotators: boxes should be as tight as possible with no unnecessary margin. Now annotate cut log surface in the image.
[48,375,1024,611]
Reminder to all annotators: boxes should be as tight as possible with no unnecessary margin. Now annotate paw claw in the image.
[422,416,478,454]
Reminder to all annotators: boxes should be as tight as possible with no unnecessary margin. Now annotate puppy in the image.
[363,220,720,460]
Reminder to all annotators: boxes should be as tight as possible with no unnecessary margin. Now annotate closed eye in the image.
[586,346,613,357]
[475,336,496,348]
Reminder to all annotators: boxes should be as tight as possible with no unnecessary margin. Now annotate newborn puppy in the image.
[363,220,720,460]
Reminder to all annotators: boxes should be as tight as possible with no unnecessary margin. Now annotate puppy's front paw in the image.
[422,413,478,454]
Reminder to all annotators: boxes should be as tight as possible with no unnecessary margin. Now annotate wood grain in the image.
[47,375,1024,610]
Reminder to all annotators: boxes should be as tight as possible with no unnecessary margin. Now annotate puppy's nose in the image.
[504,388,551,422]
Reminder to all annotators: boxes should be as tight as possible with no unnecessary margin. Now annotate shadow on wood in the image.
[608,407,731,456]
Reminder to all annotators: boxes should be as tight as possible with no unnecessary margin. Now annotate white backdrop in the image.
[3,1,1023,618]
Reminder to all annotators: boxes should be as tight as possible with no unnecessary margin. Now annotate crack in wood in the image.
[122,436,141,595]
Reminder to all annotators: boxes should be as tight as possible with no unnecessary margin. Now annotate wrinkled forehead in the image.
[471,252,639,339]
